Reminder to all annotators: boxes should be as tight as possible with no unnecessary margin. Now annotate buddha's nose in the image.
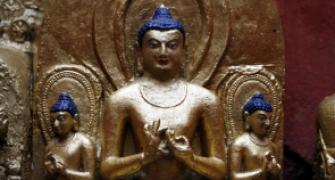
[159,44,167,56]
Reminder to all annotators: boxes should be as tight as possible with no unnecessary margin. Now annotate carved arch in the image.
[94,0,229,89]
[36,65,102,142]
[214,65,283,144]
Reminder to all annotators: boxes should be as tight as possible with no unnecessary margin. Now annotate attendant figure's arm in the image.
[100,96,161,179]
[229,142,281,180]
[44,140,96,180]
[64,137,96,180]
[229,142,266,180]
[167,97,225,179]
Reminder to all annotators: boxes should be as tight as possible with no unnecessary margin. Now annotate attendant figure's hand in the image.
[265,152,281,175]
[44,153,56,174]
[143,120,161,164]
[166,129,193,161]
[44,153,67,176]
[54,159,66,176]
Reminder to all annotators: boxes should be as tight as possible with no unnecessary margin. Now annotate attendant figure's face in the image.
[246,110,271,137]
[50,111,75,136]
[140,29,185,79]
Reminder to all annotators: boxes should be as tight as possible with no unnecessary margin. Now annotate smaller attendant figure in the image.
[229,92,281,180]
[316,94,335,179]
[44,92,95,180]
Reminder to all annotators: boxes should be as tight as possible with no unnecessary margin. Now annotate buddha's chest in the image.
[129,98,200,131]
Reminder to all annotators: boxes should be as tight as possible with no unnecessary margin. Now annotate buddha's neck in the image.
[142,73,183,86]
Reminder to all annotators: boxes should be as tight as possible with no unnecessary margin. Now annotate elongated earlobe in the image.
[243,111,251,131]
[136,57,144,77]
[73,114,80,131]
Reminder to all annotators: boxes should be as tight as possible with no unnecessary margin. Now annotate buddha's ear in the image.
[73,114,80,131]
[243,111,251,131]
[134,43,144,77]
[134,43,143,63]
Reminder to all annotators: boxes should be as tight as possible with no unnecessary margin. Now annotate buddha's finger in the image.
[153,120,160,133]
[177,136,190,146]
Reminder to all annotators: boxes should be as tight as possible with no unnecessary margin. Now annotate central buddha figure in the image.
[101,6,225,180]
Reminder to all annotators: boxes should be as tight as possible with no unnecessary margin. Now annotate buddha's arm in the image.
[229,143,264,180]
[100,96,144,179]
[168,98,226,179]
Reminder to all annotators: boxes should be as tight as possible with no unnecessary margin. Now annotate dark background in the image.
[276,0,335,179]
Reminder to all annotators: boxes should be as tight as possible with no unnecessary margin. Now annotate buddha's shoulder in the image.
[106,82,140,103]
[187,82,218,103]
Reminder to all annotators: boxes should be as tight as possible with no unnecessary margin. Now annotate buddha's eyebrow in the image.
[147,38,179,43]
[148,39,160,42]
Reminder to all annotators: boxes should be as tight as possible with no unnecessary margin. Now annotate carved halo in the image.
[37,65,102,142]
[214,66,283,144]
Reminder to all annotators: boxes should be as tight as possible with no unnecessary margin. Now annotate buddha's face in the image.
[140,29,185,79]
[246,110,271,137]
[50,111,75,136]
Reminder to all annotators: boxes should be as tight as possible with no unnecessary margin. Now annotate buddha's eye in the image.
[148,40,160,49]
[167,40,178,49]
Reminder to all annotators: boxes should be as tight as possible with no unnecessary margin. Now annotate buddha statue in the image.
[317,94,335,179]
[44,92,95,180]
[229,93,281,180]
[101,6,225,180]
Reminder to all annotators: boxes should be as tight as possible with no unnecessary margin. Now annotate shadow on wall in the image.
[284,145,314,180]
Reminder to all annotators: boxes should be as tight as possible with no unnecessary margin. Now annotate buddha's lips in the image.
[157,58,170,65]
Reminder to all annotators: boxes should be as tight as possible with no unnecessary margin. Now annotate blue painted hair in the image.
[138,5,185,45]
[243,92,272,115]
[50,92,78,117]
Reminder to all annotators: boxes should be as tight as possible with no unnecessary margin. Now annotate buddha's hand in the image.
[265,152,281,175]
[143,120,161,164]
[166,129,193,161]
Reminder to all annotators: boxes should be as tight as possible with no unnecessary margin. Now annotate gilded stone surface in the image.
[29,0,284,179]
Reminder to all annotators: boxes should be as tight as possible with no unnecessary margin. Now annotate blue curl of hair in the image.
[243,92,273,115]
[50,91,78,117]
[138,6,185,46]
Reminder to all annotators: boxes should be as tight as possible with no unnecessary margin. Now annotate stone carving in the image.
[0,1,40,179]
[100,6,225,179]
[8,19,30,43]
[0,57,26,180]
[0,94,9,145]
[229,92,281,180]
[94,0,229,89]
[44,92,95,180]
[0,0,24,20]
[0,0,41,51]
[36,65,102,142]
[316,94,335,179]
[34,0,284,179]
[211,65,283,145]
